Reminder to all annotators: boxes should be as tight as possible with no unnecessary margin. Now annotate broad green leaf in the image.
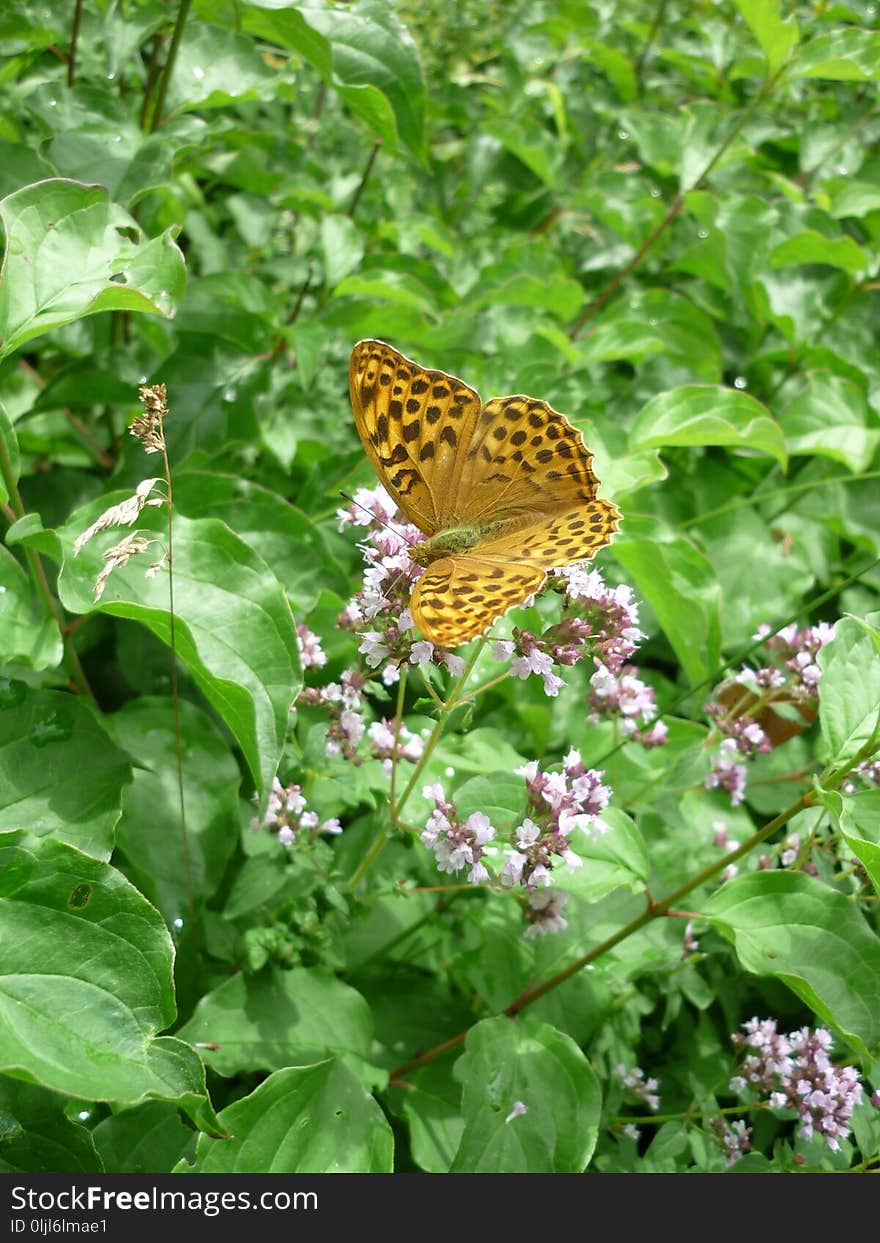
[596,289,723,381]
[818,789,880,895]
[769,230,868,277]
[47,129,173,209]
[169,471,343,612]
[631,386,787,467]
[468,271,584,319]
[403,1062,464,1173]
[58,507,300,798]
[0,686,130,859]
[818,617,880,767]
[0,546,63,670]
[178,1062,393,1172]
[791,30,880,81]
[103,697,240,923]
[244,1,425,156]
[561,807,650,903]
[0,180,185,359]
[701,870,880,1058]
[734,1,799,76]
[0,832,217,1130]
[613,537,721,686]
[92,1100,194,1174]
[484,117,561,186]
[451,1016,601,1172]
[0,1080,101,1173]
[167,23,273,112]
[780,374,880,474]
[176,968,375,1078]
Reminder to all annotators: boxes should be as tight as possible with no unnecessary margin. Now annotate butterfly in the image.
[349,339,621,648]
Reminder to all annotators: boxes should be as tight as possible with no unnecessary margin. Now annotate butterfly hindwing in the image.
[410,555,547,648]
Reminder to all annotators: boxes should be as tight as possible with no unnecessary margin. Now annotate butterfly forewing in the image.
[455,395,602,527]
[349,339,482,534]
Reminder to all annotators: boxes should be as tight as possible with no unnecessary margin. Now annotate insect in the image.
[349,339,621,647]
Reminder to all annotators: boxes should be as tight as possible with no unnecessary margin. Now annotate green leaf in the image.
[92,1100,194,1174]
[451,1016,601,1172]
[561,807,650,903]
[701,870,880,1058]
[0,832,217,1129]
[167,23,274,112]
[403,1062,464,1173]
[0,180,185,359]
[244,1,425,156]
[631,386,787,467]
[791,30,880,81]
[733,0,799,76]
[0,687,130,859]
[612,537,721,686]
[818,789,880,895]
[779,373,880,474]
[58,508,300,798]
[178,1061,393,1172]
[769,229,868,277]
[818,616,880,767]
[0,1080,101,1173]
[176,968,375,1078]
[0,546,63,670]
[103,697,241,922]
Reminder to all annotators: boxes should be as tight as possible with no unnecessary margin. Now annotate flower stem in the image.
[348,639,488,890]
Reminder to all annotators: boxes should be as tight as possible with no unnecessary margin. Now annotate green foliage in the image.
[1,0,879,1176]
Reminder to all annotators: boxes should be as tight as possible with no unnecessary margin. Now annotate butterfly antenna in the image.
[338,490,420,548]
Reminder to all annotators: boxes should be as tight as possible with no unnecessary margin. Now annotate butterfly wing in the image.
[410,555,547,647]
[453,395,604,527]
[349,339,483,534]
[477,498,621,566]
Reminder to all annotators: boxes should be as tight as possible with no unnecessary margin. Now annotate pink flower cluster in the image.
[730,1017,865,1153]
[754,621,835,700]
[704,620,835,806]
[259,778,342,844]
[367,717,424,777]
[502,752,611,889]
[710,1117,751,1166]
[589,663,667,746]
[298,668,368,759]
[337,485,464,682]
[615,1064,660,1112]
[420,784,496,883]
[523,888,571,939]
[296,624,327,670]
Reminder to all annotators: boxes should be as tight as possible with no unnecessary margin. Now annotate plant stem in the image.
[67,0,84,88]
[157,417,195,931]
[149,0,193,132]
[348,640,488,890]
[348,140,381,218]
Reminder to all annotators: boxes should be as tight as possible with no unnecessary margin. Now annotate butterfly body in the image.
[349,339,621,647]
[410,519,511,566]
